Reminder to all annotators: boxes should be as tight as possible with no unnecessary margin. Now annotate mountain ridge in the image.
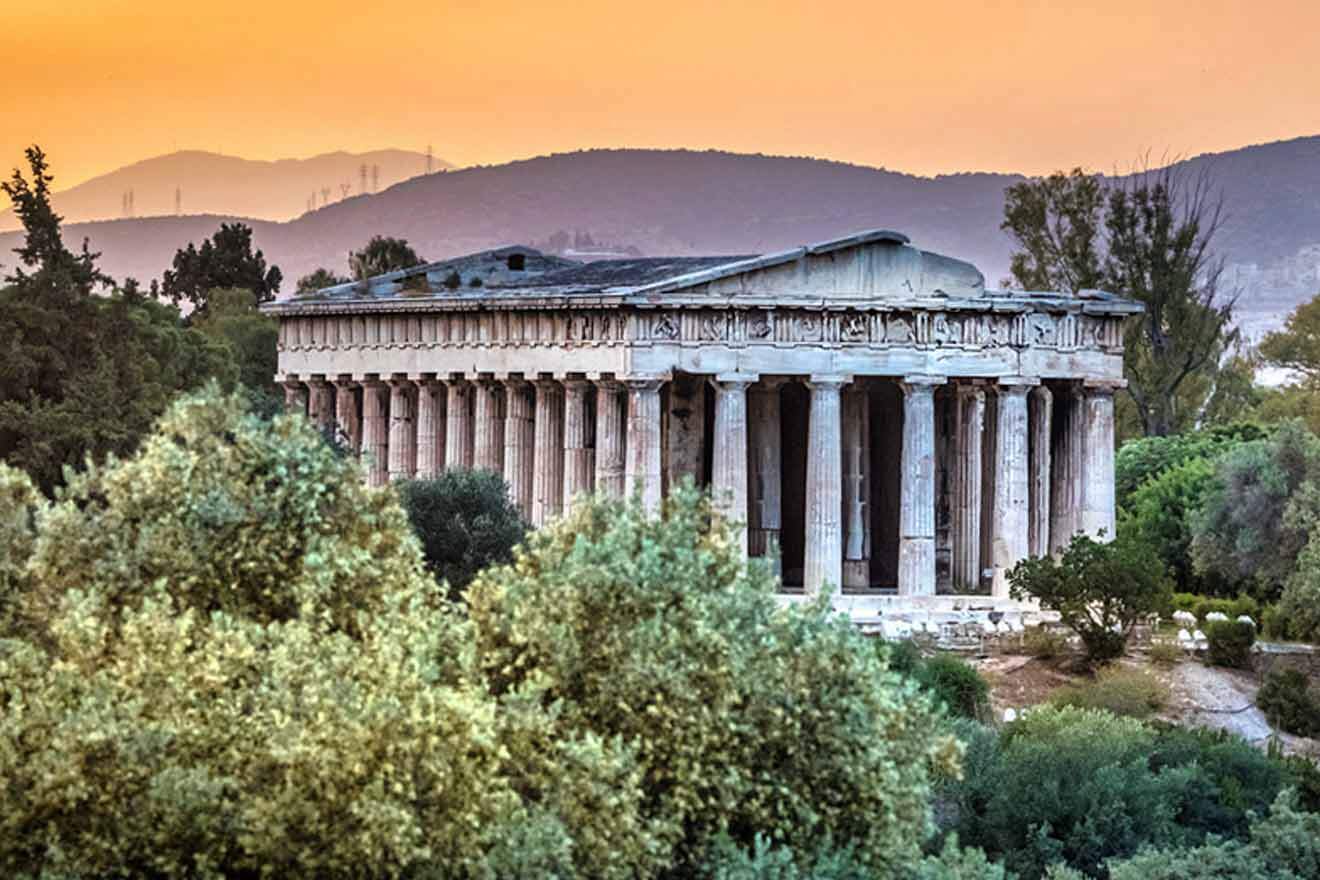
[1,139,1317,324]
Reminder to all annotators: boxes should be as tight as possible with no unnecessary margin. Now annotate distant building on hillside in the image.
[263,229,1140,620]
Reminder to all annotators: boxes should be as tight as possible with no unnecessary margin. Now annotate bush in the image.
[1191,422,1320,600]
[1262,604,1291,640]
[0,388,659,879]
[917,654,991,721]
[942,707,1192,878]
[1023,625,1070,659]
[1278,539,1320,643]
[943,708,1315,880]
[1149,639,1184,665]
[1207,620,1257,668]
[1051,667,1170,720]
[396,470,527,599]
[879,637,924,676]
[0,464,41,637]
[1122,456,1219,592]
[1257,668,1320,737]
[698,833,1009,880]
[1009,533,1172,663]
[466,485,953,876]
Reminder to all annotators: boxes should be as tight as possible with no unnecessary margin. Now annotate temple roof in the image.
[273,229,1141,315]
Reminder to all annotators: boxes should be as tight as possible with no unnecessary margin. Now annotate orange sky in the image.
[4,0,1319,189]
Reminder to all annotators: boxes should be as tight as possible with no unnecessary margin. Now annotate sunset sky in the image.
[4,0,1319,189]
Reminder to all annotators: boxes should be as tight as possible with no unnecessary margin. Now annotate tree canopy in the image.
[1002,165,1237,437]
[160,221,282,312]
[0,147,237,492]
[349,235,424,280]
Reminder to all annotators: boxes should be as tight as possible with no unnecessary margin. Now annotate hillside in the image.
[2,141,1317,322]
[0,149,451,230]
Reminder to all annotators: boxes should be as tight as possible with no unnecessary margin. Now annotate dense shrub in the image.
[396,470,527,599]
[1206,620,1257,668]
[1115,423,1266,511]
[1009,534,1171,663]
[879,637,925,676]
[917,654,991,721]
[1051,667,1170,719]
[699,833,1009,880]
[0,464,40,636]
[1189,594,1260,623]
[1278,537,1320,643]
[466,485,953,876]
[942,708,1312,879]
[1122,456,1219,592]
[1257,668,1320,737]
[0,388,653,879]
[1191,422,1320,600]
[1148,639,1183,665]
[1106,790,1320,880]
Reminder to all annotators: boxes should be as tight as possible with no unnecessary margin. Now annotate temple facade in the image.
[266,230,1141,602]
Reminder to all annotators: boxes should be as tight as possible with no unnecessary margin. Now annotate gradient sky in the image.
[4,0,1319,189]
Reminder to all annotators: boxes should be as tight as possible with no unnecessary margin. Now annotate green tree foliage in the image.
[1115,423,1266,511]
[942,709,1310,880]
[1105,791,1320,880]
[161,221,282,312]
[1277,537,1320,642]
[1256,668,1320,737]
[1121,456,1218,592]
[466,485,954,877]
[1205,620,1256,668]
[1009,534,1171,662]
[1002,166,1235,437]
[1191,422,1320,599]
[0,147,237,492]
[1107,168,1236,438]
[0,388,649,878]
[1001,169,1107,292]
[296,266,349,293]
[698,833,1009,880]
[349,235,425,280]
[189,287,279,397]
[0,464,39,634]
[915,653,991,721]
[1261,295,1320,380]
[396,470,527,600]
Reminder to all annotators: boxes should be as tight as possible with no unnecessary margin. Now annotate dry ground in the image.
[972,648,1320,757]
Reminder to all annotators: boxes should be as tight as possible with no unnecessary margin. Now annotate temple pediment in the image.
[623,230,986,301]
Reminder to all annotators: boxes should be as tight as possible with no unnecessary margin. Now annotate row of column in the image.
[286,372,1118,596]
[708,374,1118,597]
[284,375,663,526]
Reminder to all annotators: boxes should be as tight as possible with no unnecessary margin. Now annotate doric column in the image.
[562,379,595,504]
[532,378,565,526]
[361,380,390,487]
[445,378,473,471]
[748,378,784,567]
[593,380,627,498]
[388,378,416,482]
[473,380,506,474]
[282,379,307,414]
[503,379,536,518]
[1050,385,1084,553]
[306,378,335,432]
[333,378,361,454]
[841,383,871,588]
[1028,385,1054,558]
[952,384,985,592]
[1081,382,1120,541]
[624,377,664,514]
[414,378,445,479]
[804,375,846,595]
[898,376,942,596]
[711,374,755,556]
[991,379,1033,597]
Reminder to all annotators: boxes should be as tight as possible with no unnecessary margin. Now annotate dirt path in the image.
[1161,661,1274,743]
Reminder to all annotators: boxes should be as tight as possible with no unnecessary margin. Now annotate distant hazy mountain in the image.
[0,149,452,230]
[2,140,1317,326]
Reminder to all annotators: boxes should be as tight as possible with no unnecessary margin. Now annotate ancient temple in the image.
[266,230,1140,603]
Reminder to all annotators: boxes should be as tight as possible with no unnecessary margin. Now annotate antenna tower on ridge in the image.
[426,144,433,174]
[371,164,379,193]
[359,164,368,195]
